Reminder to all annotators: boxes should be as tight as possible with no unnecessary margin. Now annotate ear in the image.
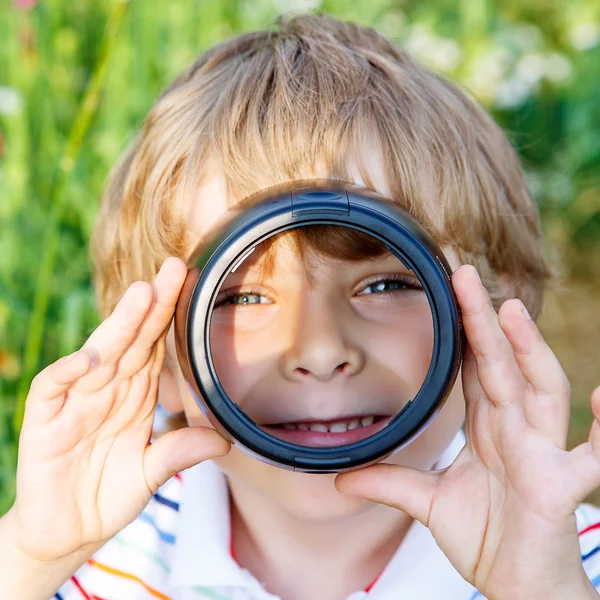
[157,323,185,414]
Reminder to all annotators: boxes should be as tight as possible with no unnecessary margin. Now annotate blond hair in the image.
[90,12,557,323]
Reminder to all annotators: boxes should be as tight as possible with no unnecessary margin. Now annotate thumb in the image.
[335,463,440,526]
[143,426,231,493]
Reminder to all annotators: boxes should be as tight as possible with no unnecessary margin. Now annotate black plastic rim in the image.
[174,180,464,473]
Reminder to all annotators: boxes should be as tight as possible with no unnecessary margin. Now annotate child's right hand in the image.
[6,257,231,565]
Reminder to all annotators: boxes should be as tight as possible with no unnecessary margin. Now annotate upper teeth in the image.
[282,416,376,433]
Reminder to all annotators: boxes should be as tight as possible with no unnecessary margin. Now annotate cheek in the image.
[358,301,434,392]
[209,327,275,408]
[209,299,434,410]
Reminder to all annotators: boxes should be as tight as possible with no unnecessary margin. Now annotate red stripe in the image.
[230,532,237,563]
[174,473,183,482]
[71,576,90,600]
[580,522,600,536]
[364,570,383,592]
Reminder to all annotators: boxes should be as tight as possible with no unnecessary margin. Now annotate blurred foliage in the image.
[0,0,599,514]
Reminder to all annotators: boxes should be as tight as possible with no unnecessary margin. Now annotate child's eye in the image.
[355,274,423,296]
[214,289,273,308]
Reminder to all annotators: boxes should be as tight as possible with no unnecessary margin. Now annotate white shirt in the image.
[54,429,600,600]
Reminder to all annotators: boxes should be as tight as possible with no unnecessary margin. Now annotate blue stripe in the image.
[54,594,64,600]
[469,592,484,600]
[583,545,600,562]
[591,572,600,589]
[138,512,176,544]
[153,492,179,511]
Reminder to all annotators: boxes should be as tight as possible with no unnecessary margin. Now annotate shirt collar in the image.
[169,457,259,592]
[366,428,476,598]
[169,428,475,599]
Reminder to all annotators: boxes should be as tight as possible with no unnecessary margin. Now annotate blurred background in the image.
[0,0,599,514]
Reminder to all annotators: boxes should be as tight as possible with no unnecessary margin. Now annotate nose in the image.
[280,295,365,383]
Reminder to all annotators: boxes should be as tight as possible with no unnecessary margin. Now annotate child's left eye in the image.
[356,275,422,296]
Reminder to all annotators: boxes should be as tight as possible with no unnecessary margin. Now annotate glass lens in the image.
[208,224,433,448]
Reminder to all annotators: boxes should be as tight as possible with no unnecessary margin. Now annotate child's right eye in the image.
[214,289,273,308]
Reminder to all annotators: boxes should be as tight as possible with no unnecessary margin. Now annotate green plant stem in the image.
[13,0,130,433]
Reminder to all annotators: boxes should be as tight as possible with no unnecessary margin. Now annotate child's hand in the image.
[7,257,231,565]
[336,264,600,600]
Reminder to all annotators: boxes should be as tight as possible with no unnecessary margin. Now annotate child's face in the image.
[208,233,435,446]
[161,163,466,520]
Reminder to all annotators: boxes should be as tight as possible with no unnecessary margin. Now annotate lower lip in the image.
[261,416,392,447]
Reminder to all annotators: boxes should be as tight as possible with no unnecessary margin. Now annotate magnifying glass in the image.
[174,180,464,473]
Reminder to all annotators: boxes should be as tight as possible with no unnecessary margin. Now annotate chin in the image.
[214,449,377,523]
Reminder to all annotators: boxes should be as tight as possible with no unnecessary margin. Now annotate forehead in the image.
[186,166,230,259]
[185,145,392,256]
[185,157,461,272]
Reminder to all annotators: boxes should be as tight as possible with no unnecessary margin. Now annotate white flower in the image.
[514,52,573,87]
[464,45,514,101]
[503,23,544,52]
[568,22,600,51]
[0,86,23,116]
[429,38,462,71]
[404,24,434,57]
[494,76,533,109]
[545,53,573,83]
[404,24,462,72]
[515,52,546,86]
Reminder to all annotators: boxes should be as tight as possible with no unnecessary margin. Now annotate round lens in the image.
[174,180,463,472]
[208,225,434,450]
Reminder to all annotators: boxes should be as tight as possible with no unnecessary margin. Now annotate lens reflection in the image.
[209,225,433,448]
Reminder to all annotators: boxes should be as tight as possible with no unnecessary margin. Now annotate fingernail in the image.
[472,267,481,284]
[519,300,532,320]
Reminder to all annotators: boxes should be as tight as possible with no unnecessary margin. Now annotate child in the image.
[2,12,600,600]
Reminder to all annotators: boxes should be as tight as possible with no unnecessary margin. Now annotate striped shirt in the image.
[53,429,600,600]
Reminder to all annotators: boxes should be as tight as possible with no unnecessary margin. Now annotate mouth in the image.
[260,414,392,447]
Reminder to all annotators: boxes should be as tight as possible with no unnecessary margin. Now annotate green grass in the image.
[1,0,600,513]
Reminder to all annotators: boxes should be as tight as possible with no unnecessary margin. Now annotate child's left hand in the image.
[335,264,600,600]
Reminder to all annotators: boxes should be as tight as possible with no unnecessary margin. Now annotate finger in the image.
[117,258,188,378]
[143,427,231,493]
[335,464,440,526]
[74,281,154,393]
[452,265,526,408]
[461,343,487,443]
[25,351,92,422]
[497,298,571,449]
[568,386,600,503]
[102,341,163,428]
